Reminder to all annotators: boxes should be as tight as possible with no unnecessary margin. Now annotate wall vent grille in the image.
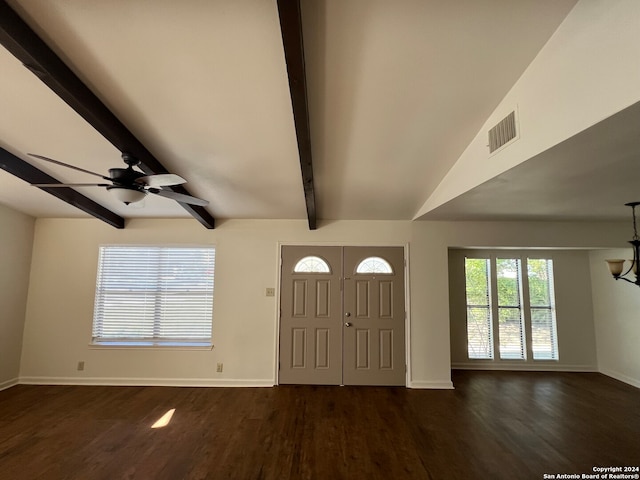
[488,111,517,154]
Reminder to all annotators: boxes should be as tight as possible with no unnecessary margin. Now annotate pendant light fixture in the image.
[605,202,640,286]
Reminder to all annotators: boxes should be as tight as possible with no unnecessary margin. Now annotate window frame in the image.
[293,255,332,274]
[355,256,394,275]
[464,257,494,360]
[463,252,559,363]
[525,256,559,361]
[91,244,216,349]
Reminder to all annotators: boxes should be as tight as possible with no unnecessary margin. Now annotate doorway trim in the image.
[275,242,411,386]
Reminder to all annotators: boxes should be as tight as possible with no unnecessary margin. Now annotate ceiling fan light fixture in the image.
[107,186,146,205]
[27,153,208,207]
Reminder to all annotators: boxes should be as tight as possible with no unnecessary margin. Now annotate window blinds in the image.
[527,258,559,360]
[464,255,559,363]
[92,246,215,346]
[496,258,525,360]
[464,258,494,359]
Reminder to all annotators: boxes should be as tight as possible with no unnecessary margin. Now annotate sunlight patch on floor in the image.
[151,408,176,429]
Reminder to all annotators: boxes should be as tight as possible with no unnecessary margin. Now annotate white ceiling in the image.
[2,0,610,226]
[421,101,640,222]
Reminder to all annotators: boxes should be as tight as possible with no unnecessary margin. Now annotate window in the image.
[294,256,331,273]
[464,255,559,361]
[355,257,393,274]
[496,258,525,360]
[92,245,215,347]
[527,259,559,360]
[464,258,494,359]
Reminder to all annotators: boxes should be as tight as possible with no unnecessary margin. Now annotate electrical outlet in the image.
[216,362,223,373]
[266,287,275,297]
[77,361,85,371]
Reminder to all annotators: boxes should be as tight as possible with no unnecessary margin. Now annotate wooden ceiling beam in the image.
[0,0,215,229]
[277,0,317,230]
[0,147,125,228]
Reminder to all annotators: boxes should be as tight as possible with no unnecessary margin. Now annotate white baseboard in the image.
[451,363,598,372]
[598,368,640,389]
[18,376,275,388]
[0,377,19,391]
[409,380,454,389]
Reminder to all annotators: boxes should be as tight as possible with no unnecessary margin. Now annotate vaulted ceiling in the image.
[2,0,637,229]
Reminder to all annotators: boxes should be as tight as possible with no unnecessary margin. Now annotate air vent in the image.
[488,110,517,154]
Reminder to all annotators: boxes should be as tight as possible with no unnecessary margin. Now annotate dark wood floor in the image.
[0,371,638,480]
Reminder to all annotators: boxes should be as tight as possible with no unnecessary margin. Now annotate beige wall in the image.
[0,203,34,390]
[409,220,629,387]
[589,249,640,387]
[448,249,597,371]
[18,217,631,389]
[20,218,417,386]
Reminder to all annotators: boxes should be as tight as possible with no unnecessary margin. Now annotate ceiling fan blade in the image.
[136,173,186,188]
[31,183,111,187]
[148,188,209,206]
[28,153,110,180]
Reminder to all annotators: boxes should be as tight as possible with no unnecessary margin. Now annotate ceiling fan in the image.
[28,152,209,206]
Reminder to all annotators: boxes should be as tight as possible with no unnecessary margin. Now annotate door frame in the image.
[274,242,412,386]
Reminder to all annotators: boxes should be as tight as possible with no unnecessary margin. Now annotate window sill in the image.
[90,342,214,351]
[465,358,559,363]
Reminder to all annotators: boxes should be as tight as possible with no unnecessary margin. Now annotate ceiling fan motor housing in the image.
[108,167,145,186]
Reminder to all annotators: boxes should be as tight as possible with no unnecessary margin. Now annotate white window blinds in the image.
[527,258,559,360]
[464,258,494,359]
[496,258,525,360]
[92,246,215,346]
[464,254,559,363]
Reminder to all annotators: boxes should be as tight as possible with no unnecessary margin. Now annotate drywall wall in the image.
[408,220,628,387]
[19,217,629,389]
[0,203,34,390]
[416,0,640,217]
[589,249,640,387]
[19,218,415,387]
[448,249,597,371]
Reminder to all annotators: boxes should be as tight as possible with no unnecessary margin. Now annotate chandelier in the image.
[605,202,640,286]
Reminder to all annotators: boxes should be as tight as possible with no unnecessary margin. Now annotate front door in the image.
[342,246,406,386]
[279,245,406,386]
[278,246,343,385]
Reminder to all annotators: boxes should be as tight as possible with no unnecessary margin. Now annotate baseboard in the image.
[451,363,598,372]
[409,380,454,389]
[598,368,640,389]
[0,377,19,391]
[18,376,275,388]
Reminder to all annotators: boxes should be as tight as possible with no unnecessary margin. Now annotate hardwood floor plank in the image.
[0,372,638,479]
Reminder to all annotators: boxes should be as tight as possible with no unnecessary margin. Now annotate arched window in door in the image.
[294,256,331,273]
[355,256,393,274]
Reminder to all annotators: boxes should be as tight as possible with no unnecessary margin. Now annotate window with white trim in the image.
[464,255,559,361]
[464,258,493,359]
[496,258,525,360]
[92,245,215,346]
[527,258,559,360]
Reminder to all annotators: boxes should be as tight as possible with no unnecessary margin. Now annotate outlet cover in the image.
[266,288,275,297]
[216,362,223,373]
[77,361,85,371]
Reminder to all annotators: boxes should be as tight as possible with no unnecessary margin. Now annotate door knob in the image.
[345,312,351,317]
[345,322,352,327]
